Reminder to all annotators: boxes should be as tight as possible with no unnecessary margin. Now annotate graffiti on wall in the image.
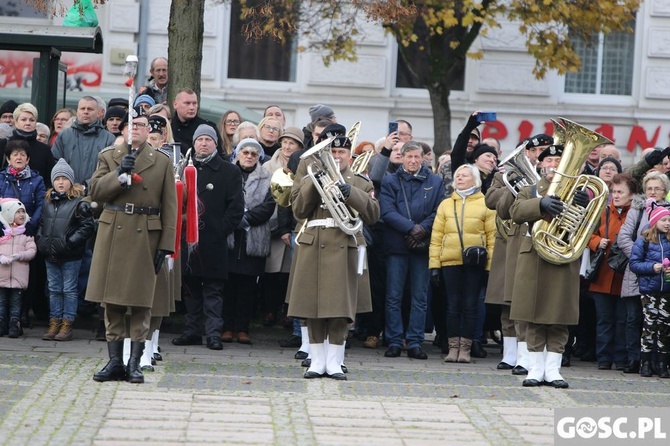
[482,119,666,153]
[0,50,102,91]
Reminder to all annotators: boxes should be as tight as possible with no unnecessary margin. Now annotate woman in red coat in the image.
[587,173,637,371]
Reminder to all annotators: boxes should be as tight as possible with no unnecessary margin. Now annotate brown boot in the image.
[444,337,460,363]
[54,319,74,341]
[457,338,472,363]
[42,318,61,340]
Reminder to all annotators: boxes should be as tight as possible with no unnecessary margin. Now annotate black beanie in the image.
[0,100,18,116]
[466,143,498,163]
[104,106,126,123]
[597,156,622,175]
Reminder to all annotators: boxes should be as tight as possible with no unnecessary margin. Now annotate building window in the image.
[227,0,296,82]
[564,26,635,96]
[396,49,464,90]
[0,0,49,18]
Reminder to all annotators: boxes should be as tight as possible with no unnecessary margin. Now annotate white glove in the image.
[11,253,20,261]
[0,255,13,265]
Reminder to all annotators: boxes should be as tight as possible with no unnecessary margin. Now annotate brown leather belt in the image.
[105,203,160,215]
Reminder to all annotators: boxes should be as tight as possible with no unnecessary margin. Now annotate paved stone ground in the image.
[0,324,668,445]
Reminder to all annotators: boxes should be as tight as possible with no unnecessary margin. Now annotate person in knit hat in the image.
[51,158,76,186]
[133,94,156,115]
[36,159,95,342]
[193,124,218,145]
[0,197,36,338]
[0,100,18,127]
[104,106,126,136]
[629,203,670,377]
[308,104,335,124]
[596,156,623,192]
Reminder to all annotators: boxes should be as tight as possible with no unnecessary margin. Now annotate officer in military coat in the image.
[509,145,588,389]
[87,113,177,384]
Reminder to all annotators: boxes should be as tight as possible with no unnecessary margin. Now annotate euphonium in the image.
[349,121,373,175]
[531,118,611,265]
[496,141,540,240]
[499,140,540,197]
[300,136,363,235]
[270,168,295,207]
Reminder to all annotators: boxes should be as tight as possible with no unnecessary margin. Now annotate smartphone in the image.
[477,112,497,123]
[388,121,398,135]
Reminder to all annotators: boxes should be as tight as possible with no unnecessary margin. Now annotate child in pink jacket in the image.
[0,198,37,338]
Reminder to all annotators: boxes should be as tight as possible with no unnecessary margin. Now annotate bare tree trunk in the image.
[428,86,452,156]
[167,0,205,103]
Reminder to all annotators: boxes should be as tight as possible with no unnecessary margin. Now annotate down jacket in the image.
[629,235,670,294]
[0,232,36,289]
[429,190,496,271]
[0,167,45,236]
[617,195,651,297]
[36,196,96,263]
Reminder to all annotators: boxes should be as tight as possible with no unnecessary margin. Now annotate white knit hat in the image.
[0,198,29,228]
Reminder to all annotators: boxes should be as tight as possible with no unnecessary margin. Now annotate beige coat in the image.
[85,143,177,309]
[508,178,580,325]
[287,163,379,321]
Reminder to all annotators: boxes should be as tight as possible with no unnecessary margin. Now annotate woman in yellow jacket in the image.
[429,164,496,363]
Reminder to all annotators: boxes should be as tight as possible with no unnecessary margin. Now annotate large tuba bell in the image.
[531,118,611,265]
[300,136,363,235]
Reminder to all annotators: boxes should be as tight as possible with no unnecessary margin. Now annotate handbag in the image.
[400,178,429,253]
[608,208,643,273]
[585,248,606,281]
[454,201,487,268]
[586,211,609,281]
[607,240,628,273]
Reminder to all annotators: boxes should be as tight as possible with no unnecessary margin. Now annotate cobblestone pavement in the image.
[0,326,668,445]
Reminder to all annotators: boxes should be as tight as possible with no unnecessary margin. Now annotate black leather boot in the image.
[658,354,670,379]
[623,360,640,374]
[470,340,487,358]
[93,341,126,382]
[640,352,653,377]
[127,341,145,384]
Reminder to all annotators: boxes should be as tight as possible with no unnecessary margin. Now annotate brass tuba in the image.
[531,118,611,265]
[300,136,363,235]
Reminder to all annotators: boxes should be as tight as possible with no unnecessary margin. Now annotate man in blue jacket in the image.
[380,141,446,360]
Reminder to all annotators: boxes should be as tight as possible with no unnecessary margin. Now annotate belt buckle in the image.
[124,203,134,214]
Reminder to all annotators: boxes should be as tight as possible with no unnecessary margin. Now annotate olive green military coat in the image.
[484,172,515,305]
[508,178,580,325]
[85,142,177,309]
[287,163,380,321]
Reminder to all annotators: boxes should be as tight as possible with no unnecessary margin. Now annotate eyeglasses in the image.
[399,131,412,138]
[131,122,148,128]
[240,150,259,158]
[646,187,665,192]
[263,124,281,133]
[600,167,618,172]
[225,119,240,125]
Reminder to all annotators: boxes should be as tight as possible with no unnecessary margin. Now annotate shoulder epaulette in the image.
[355,173,371,182]
[155,146,172,157]
[100,145,117,154]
